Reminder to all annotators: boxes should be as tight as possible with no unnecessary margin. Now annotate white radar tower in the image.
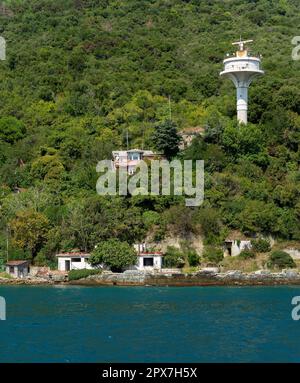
[220,38,264,124]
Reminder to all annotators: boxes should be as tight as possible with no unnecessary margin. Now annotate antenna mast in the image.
[168,95,172,120]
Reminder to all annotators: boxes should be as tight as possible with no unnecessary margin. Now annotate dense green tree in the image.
[152,120,181,160]
[89,239,137,272]
[0,117,26,144]
[10,209,49,259]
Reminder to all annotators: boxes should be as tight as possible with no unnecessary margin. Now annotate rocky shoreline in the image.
[2,269,300,286]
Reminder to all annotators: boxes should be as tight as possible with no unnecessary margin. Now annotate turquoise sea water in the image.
[0,285,300,362]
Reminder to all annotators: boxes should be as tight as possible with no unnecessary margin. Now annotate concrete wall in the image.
[147,234,204,256]
[136,255,163,270]
[224,58,261,72]
[6,265,28,278]
[30,266,50,277]
[57,257,94,271]
[224,240,252,257]
[284,248,300,260]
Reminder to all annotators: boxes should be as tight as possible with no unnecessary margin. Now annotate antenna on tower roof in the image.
[232,38,253,52]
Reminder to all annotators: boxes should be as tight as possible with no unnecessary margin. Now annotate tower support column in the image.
[236,86,248,125]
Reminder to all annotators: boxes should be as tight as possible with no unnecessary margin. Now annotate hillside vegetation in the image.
[0,0,300,265]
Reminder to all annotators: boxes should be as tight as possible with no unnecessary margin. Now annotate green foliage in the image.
[0,0,299,265]
[0,117,26,144]
[0,258,4,272]
[268,251,296,269]
[142,211,161,229]
[68,269,101,281]
[187,250,200,267]
[164,246,185,268]
[196,208,222,245]
[10,210,49,259]
[251,238,271,253]
[202,246,224,265]
[7,247,31,261]
[238,201,278,235]
[152,120,181,160]
[34,252,49,267]
[162,204,195,236]
[239,249,256,260]
[89,239,137,272]
[30,154,65,181]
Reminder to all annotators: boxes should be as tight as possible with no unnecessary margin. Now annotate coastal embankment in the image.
[3,269,300,286]
[69,269,300,286]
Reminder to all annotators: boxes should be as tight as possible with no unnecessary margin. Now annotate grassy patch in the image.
[221,255,265,272]
[68,269,101,281]
[182,266,200,274]
[0,272,13,279]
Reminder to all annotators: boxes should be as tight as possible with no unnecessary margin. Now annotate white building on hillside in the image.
[133,243,164,270]
[56,252,93,272]
[136,252,164,270]
[223,232,252,257]
[56,246,165,272]
[112,149,162,175]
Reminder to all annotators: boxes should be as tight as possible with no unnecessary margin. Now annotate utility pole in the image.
[141,127,144,150]
[6,226,9,262]
[126,129,129,150]
[168,95,172,120]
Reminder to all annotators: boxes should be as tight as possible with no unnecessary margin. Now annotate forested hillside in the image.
[1,0,300,266]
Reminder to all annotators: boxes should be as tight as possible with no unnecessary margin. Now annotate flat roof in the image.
[138,252,164,257]
[56,252,90,258]
[6,260,29,266]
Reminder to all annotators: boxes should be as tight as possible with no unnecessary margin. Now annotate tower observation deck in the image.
[220,39,264,124]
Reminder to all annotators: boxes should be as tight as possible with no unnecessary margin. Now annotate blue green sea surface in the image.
[0,285,299,362]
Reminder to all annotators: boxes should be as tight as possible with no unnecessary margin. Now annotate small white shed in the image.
[6,260,29,278]
[223,231,253,257]
[136,252,164,270]
[56,252,93,272]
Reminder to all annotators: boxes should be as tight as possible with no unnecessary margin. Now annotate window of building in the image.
[128,153,141,161]
[71,258,81,262]
[143,257,154,267]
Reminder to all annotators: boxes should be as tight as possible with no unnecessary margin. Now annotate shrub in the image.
[187,250,200,267]
[268,251,296,269]
[196,208,222,245]
[34,252,48,266]
[142,211,161,229]
[239,249,256,259]
[68,269,101,281]
[202,246,223,265]
[251,238,271,253]
[0,258,4,272]
[164,246,185,268]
